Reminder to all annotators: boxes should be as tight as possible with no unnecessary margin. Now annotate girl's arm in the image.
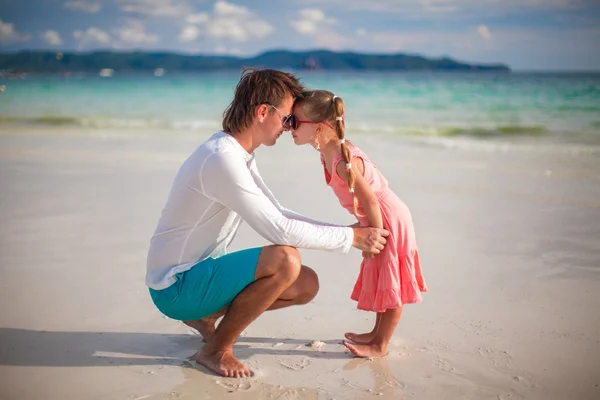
[336,157,383,230]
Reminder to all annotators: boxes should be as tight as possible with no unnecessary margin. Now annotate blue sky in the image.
[1,0,599,70]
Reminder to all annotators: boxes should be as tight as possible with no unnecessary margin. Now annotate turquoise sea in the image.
[1,71,599,154]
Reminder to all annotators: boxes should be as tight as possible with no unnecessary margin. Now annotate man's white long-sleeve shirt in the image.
[146,131,354,290]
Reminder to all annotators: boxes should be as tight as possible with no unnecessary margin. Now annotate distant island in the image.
[0,50,510,73]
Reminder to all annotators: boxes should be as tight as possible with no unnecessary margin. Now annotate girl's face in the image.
[290,104,318,146]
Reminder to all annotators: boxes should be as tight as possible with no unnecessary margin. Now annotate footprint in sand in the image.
[510,375,538,391]
[215,379,252,391]
[373,372,406,391]
[475,347,539,391]
[497,392,525,400]
[274,389,307,400]
[277,357,312,371]
[435,357,456,373]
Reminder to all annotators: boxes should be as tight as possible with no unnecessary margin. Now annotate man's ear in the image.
[256,104,268,123]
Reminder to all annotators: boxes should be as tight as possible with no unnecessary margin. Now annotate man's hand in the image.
[362,251,376,259]
[352,226,389,254]
[350,224,379,258]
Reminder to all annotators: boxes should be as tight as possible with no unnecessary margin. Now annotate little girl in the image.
[290,90,428,358]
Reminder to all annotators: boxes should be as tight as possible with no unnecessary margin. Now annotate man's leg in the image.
[185,264,318,341]
[195,245,305,378]
[269,263,319,309]
[183,308,226,342]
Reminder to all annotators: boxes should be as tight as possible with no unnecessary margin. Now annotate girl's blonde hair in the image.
[296,90,359,215]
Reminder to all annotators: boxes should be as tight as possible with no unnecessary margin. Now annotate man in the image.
[146,68,388,378]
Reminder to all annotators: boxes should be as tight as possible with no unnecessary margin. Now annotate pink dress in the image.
[321,147,428,312]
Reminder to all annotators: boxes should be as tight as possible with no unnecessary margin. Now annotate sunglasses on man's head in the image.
[268,104,333,130]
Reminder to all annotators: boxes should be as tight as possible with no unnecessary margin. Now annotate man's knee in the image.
[258,245,302,283]
[296,266,319,304]
[276,246,302,283]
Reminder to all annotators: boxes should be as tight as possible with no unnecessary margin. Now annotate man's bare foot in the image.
[195,348,253,378]
[344,331,376,344]
[342,340,388,358]
[183,318,217,342]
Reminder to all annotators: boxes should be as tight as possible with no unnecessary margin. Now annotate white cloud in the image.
[287,8,345,49]
[240,19,273,39]
[478,25,492,40]
[517,0,584,8]
[179,25,200,42]
[290,8,337,36]
[295,0,587,16]
[117,0,191,18]
[73,27,111,46]
[214,0,249,17]
[187,13,209,24]
[297,9,326,22]
[43,30,63,45]
[356,28,368,37]
[0,19,28,42]
[64,1,101,13]
[0,19,18,41]
[419,0,458,13]
[290,21,315,36]
[116,20,158,44]
[182,1,274,42]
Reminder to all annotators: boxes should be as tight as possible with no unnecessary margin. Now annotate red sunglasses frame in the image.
[269,104,334,130]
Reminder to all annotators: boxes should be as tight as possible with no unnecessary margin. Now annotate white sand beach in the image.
[0,128,599,400]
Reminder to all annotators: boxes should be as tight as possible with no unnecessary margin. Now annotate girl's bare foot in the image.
[342,340,388,358]
[184,318,217,342]
[344,331,376,344]
[195,347,253,378]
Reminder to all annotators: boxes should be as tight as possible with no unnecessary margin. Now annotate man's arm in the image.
[248,160,340,227]
[200,152,353,253]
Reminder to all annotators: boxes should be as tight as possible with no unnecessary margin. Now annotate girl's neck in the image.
[319,138,353,159]
[319,140,342,159]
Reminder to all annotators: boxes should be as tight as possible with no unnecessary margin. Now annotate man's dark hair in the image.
[222,68,305,134]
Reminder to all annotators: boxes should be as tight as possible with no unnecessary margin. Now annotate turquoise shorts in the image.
[149,247,262,321]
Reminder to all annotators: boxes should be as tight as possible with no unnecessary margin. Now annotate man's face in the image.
[258,95,294,147]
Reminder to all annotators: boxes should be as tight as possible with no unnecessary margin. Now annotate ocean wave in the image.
[419,136,600,156]
[2,115,599,150]
[0,115,222,130]
[0,116,552,137]
[400,125,548,138]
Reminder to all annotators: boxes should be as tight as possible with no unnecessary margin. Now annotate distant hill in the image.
[0,49,510,73]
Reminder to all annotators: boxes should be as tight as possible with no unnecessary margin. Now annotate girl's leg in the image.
[343,307,403,358]
[344,312,382,344]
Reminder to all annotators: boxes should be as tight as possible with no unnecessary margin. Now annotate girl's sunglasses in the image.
[268,104,334,130]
